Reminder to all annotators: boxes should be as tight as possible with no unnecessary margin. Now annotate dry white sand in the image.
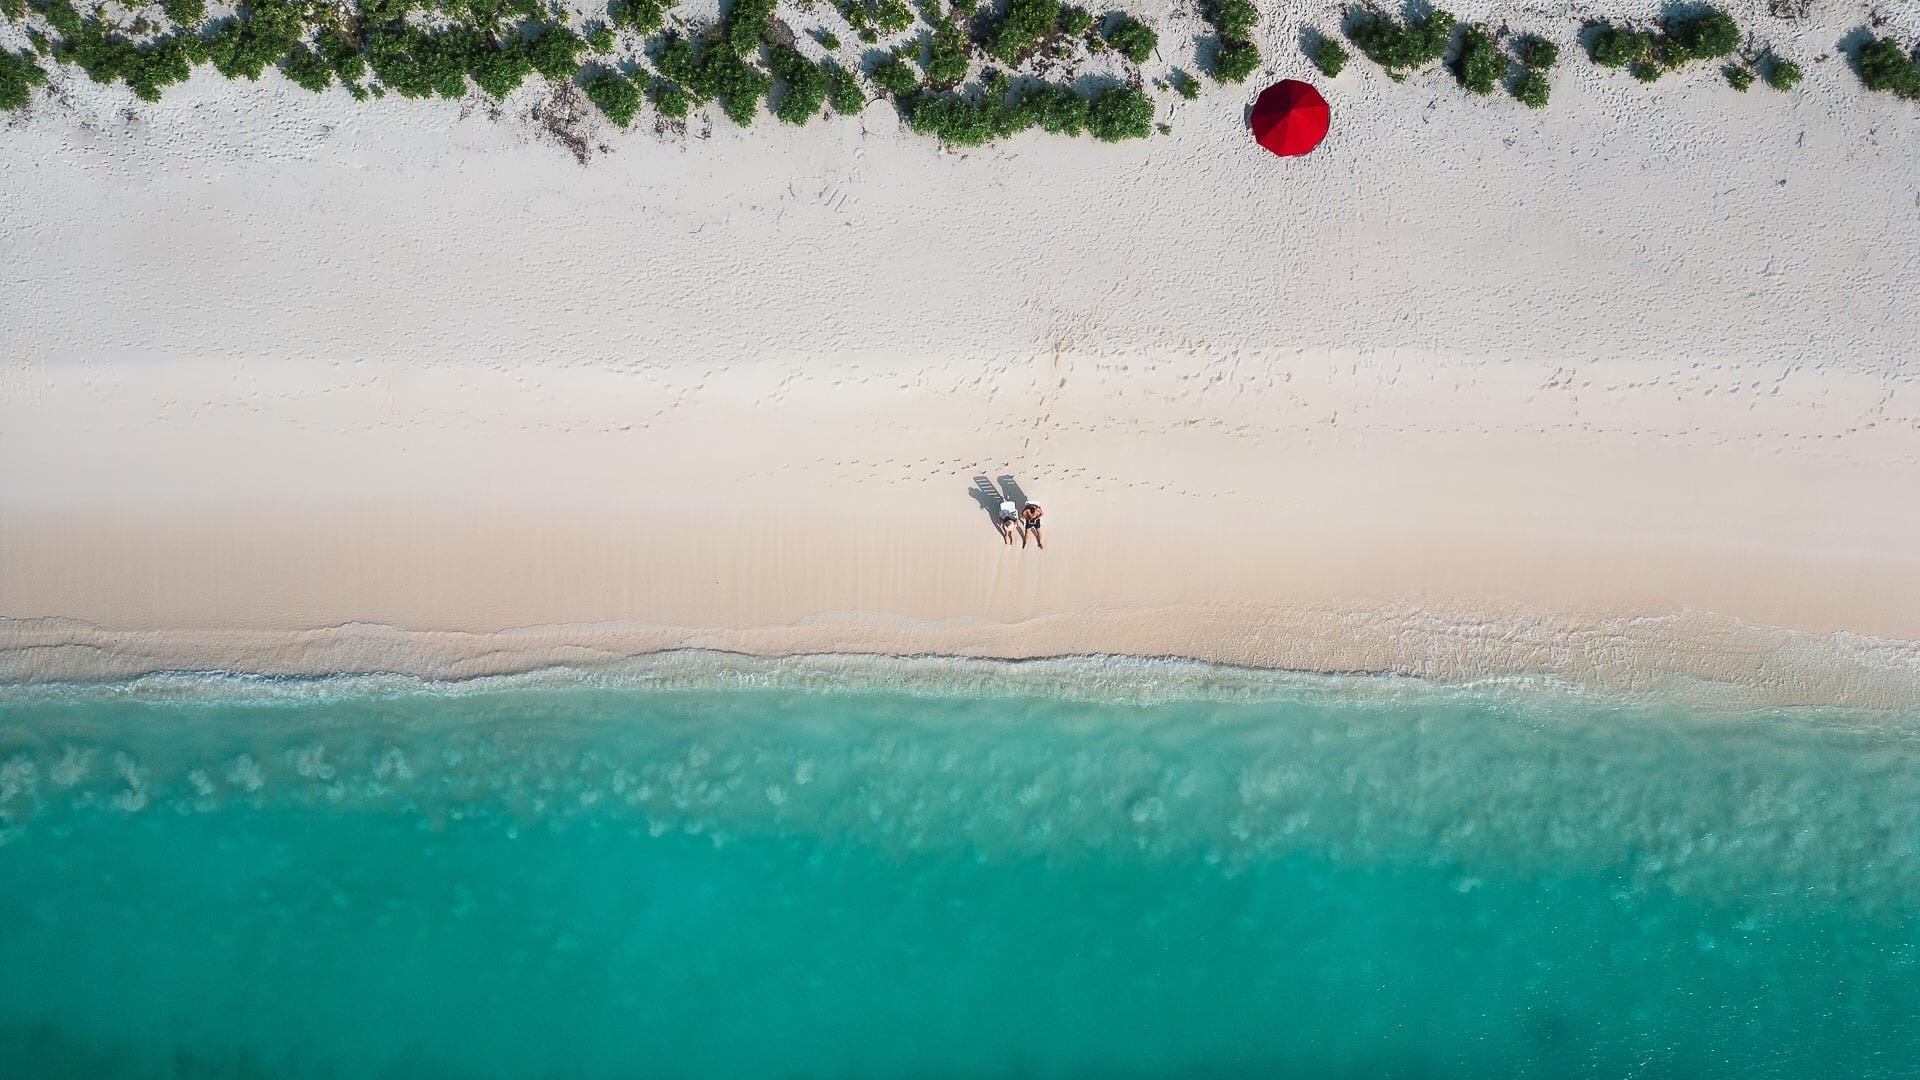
[3,0,1919,704]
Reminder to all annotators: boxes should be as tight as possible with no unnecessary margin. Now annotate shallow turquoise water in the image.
[2,659,1918,1077]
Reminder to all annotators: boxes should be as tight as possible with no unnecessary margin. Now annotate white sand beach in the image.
[3,0,1919,703]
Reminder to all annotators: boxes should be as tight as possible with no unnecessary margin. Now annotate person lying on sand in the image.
[997,501,1021,545]
[1021,503,1044,549]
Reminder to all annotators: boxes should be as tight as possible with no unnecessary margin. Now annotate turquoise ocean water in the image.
[1,656,1917,1078]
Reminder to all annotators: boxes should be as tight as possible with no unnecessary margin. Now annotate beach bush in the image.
[588,26,616,53]
[1346,6,1453,77]
[825,62,863,112]
[282,42,334,91]
[1170,68,1199,97]
[1207,0,1256,41]
[60,24,200,101]
[814,29,841,49]
[1084,83,1151,140]
[1211,36,1258,83]
[1856,36,1920,100]
[1516,35,1557,70]
[700,47,771,123]
[1454,23,1503,94]
[31,0,83,37]
[871,53,920,96]
[722,0,776,55]
[161,0,204,27]
[1723,63,1752,91]
[1665,7,1738,61]
[984,0,1060,65]
[1312,36,1348,78]
[613,0,673,36]
[586,67,642,123]
[1512,66,1548,108]
[468,40,533,97]
[366,26,473,98]
[921,21,970,86]
[525,25,586,79]
[1589,23,1646,68]
[1100,12,1156,64]
[650,76,691,117]
[769,45,829,122]
[1058,5,1092,37]
[0,48,48,110]
[203,0,305,81]
[1764,55,1801,92]
[323,29,366,85]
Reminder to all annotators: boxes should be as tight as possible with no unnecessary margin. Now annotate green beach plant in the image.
[0,47,48,109]
[586,67,643,124]
[1100,12,1155,64]
[1454,23,1503,95]
[825,62,863,112]
[1346,5,1453,79]
[983,0,1061,65]
[1723,63,1752,91]
[282,42,334,91]
[1312,36,1348,78]
[1588,23,1646,69]
[1763,55,1800,92]
[1512,66,1548,108]
[1855,35,1920,100]
[1201,0,1258,83]
[769,45,830,122]
[650,76,692,118]
[1516,35,1557,71]
[160,0,204,27]
[1057,4,1092,37]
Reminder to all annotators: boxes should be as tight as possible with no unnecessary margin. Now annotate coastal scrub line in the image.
[0,0,1163,147]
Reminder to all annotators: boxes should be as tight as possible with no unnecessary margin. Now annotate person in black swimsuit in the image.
[1020,503,1043,549]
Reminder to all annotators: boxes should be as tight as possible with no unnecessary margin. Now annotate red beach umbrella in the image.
[1249,79,1330,157]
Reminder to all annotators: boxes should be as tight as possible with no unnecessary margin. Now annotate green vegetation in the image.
[0,47,48,109]
[921,17,969,86]
[588,26,616,53]
[650,77,692,118]
[769,45,829,122]
[203,0,305,81]
[160,0,204,27]
[903,77,1149,145]
[1346,6,1453,79]
[1589,7,1742,83]
[1516,35,1557,71]
[1057,4,1092,37]
[1453,23,1503,95]
[1588,23,1645,68]
[586,67,642,124]
[612,0,674,35]
[282,42,334,91]
[870,53,920,96]
[722,0,776,55]
[1201,0,1258,83]
[843,0,914,42]
[825,63,863,112]
[1722,63,1751,91]
[1312,36,1348,78]
[983,0,1060,65]
[1665,8,1738,61]
[1100,12,1155,64]
[1856,35,1920,100]
[59,23,199,101]
[1512,67,1548,108]
[1169,68,1199,98]
[1763,55,1800,92]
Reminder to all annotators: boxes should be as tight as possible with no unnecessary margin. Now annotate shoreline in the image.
[6,605,1918,710]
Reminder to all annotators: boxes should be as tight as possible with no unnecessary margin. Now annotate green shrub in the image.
[921,23,969,85]
[588,26,616,52]
[697,45,771,122]
[1630,60,1660,83]
[32,0,84,37]
[769,44,829,122]
[1057,4,1092,36]
[1723,62,1752,91]
[1084,83,1150,140]
[612,0,673,35]
[722,0,776,55]
[1665,7,1738,61]
[1764,55,1800,92]
[586,67,642,124]
[1589,23,1646,68]
[1454,23,1502,94]
[1516,35,1557,70]
[1512,66,1547,108]
[1347,6,1453,77]
[367,26,476,98]
[1170,68,1199,97]
[468,40,532,96]
[984,0,1060,65]
[203,0,305,81]
[1211,36,1258,82]
[282,42,334,91]
[871,53,920,95]
[825,62,863,111]
[161,0,204,26]
[322,29,366,84]
[61,24,199,100]
[0,48,49,110]
[1312,36,1347,78]
[1101,13,1156,64]
[1207,0,1255,41]
[525,24,586,78]
[814,29,841,49]
[650,76,691,116]
[1856,36,1920,100]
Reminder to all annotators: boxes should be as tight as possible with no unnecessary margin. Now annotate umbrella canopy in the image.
[1250,79,1330,157]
